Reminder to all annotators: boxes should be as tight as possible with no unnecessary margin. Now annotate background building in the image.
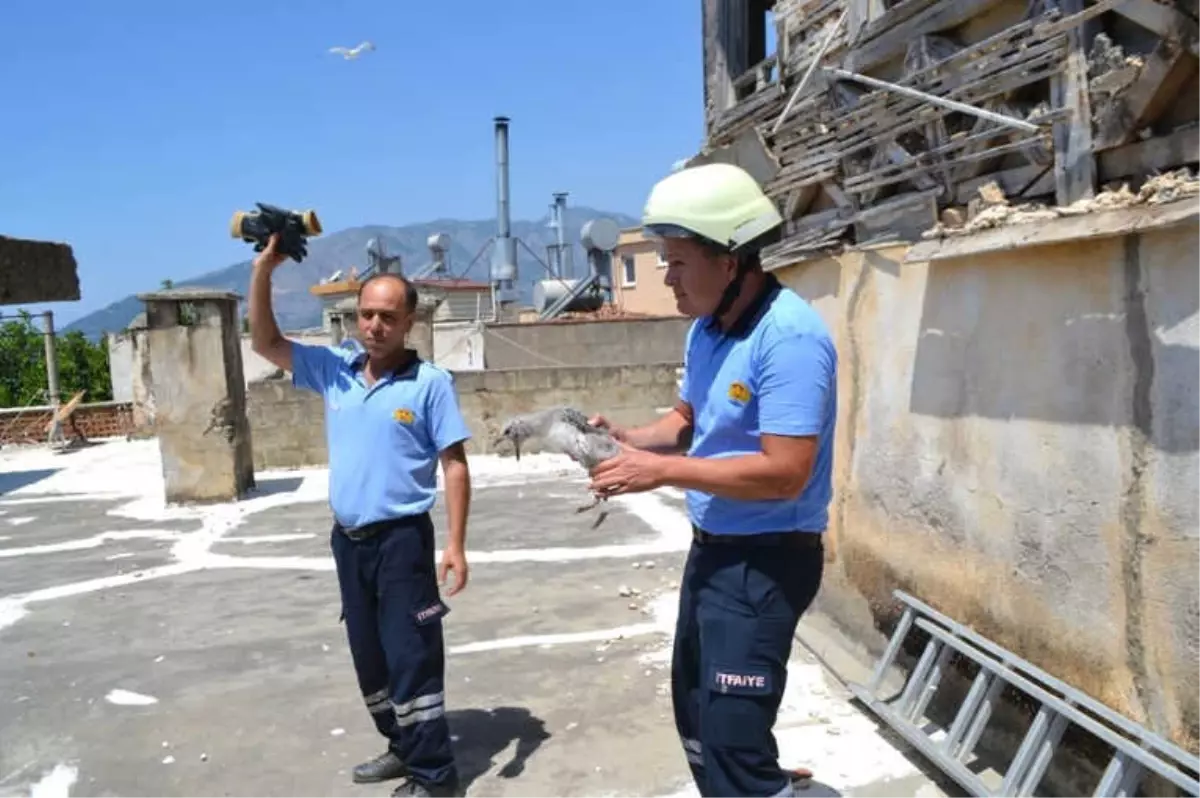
[610,228,681,318]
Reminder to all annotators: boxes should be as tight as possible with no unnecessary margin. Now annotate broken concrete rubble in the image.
[923,168,1200,238]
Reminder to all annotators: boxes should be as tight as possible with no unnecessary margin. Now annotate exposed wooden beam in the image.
[822,180,856,210]
[1095,43,1199,149]
[845,0,1009,73]
[952,126,1199,204]
[785,184,821,220]
[852,189,941,245]
[1050,0,1097,204]
[1097,126,1200,179]
[906,199,1198,262]
[955,164,1057,204]
[1111,0,1200,54]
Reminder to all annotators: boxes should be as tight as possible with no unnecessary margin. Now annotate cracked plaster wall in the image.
[775,222,1199,752]
[145,301,254,504]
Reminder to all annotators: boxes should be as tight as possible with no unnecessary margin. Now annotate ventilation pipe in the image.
[491,116,517,300]
[553,192,573,279]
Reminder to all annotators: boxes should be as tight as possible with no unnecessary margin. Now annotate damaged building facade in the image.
[699,0,1198,251]
[696,0,1199,770]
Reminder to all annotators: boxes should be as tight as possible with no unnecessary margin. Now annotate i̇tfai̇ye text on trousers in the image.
[672,532,824,797]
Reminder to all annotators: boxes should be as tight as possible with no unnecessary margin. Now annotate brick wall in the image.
[0,401,136,445]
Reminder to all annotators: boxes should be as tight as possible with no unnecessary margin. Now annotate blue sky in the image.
[1,0,704,325]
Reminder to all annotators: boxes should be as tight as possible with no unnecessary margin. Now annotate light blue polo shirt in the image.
[290,341,471,529]
[680,277,837,535]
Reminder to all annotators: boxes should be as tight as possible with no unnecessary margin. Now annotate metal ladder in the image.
[849,590,1200,797]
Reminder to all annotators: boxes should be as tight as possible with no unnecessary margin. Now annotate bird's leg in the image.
[574,491,602,514]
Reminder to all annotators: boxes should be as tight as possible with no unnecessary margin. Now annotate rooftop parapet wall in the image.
[771,214,1199,754]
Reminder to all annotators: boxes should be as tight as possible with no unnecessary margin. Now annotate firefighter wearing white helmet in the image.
[589,162,838,797]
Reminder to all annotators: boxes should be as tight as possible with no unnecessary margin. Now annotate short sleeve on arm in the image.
[425,374,472,452]
[757,323,836,437]
[290,341,341,394]
[679,321,698,405]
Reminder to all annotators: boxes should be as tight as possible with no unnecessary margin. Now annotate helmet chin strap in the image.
[707,253,752,332]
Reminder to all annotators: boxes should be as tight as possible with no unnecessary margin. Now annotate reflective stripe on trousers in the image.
[333,513,457,789]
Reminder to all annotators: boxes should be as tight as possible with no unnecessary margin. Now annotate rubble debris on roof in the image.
[922,168,1199,238]
[700,0,1200,262]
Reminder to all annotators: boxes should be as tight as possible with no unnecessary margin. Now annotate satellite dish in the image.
[580,218,620,252]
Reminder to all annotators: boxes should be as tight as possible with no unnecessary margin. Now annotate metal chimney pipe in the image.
[553,192,572,279]
[495,116,511,240]
[491,115,517,293]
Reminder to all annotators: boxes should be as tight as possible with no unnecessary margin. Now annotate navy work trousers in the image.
[331,513,457,789]
[672,531,824,797]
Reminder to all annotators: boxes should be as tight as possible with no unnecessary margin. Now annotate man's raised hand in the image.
[253,233,288,272]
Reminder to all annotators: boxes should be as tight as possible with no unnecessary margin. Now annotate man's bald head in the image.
[357,272,418,314]
[355,273,419,360]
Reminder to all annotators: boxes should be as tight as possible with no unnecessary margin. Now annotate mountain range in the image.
[65,206,639,339]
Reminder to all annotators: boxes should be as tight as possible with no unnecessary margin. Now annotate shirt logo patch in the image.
[727,381,751,404]
[393,408,415,424]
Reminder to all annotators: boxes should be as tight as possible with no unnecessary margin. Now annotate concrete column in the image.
[137,288,255,504]
[409,296,438,361]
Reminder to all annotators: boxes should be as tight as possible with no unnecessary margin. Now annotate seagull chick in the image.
[329,41,375,60]
[495,406,622,527]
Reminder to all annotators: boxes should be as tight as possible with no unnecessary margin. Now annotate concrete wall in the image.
[454,363,683,454]
[481,316,692,369]
[245,379,327,471]
[240,333,332,382]
[106,332,136,403]
[775,220,1199,751]
[433,321,485,371]
[242,362,682,469]
[109,329,335,396]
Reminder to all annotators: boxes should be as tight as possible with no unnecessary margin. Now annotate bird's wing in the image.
[585,432,622,465]
[329,46,350,54]
[544,420,592,465]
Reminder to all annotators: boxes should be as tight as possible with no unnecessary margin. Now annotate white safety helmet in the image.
[641,162,782,252]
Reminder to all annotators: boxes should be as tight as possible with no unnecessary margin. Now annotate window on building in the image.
[733,0,779,103]
[622,255,637,287]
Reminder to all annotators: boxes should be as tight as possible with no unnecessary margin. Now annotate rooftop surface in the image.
[0,440,948,798]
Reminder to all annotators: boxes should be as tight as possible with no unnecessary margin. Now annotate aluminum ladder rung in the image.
[848,590,1200,798]
[1094,750,1147,797]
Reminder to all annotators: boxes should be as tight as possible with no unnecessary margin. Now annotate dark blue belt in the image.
[336,513,429,541]
[691,525,823,548]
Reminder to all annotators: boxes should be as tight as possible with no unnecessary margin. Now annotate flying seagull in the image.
[495,406,622,527]
[329,41,375,60]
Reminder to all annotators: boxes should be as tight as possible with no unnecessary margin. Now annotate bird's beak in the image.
[491,434,520,461]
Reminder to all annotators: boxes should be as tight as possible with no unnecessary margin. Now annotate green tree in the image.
[0,314,113,408]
